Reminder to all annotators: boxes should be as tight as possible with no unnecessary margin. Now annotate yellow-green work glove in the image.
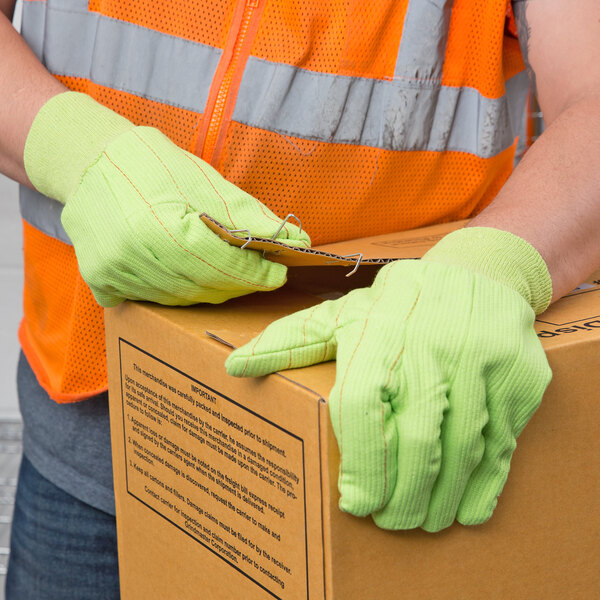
[226,228,553,532]
[24,92,310,307]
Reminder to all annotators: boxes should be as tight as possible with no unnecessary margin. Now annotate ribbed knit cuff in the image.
[24,92,134,203]
[422,227,553,314]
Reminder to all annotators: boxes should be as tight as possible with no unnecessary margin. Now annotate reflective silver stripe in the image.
[20,0,46,58]
[233,0,524,157]
[233,59,528,158]
[22,0,526,159]
[20,187,71,246]
[508,73,530,166]
[394,0,454,82]
[21,0,221,113]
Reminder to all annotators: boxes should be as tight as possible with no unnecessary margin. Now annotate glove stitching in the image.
[321,341,329,363]
[102,152,277,290]
[417,272,476,527]
[236,339,335,372]
[301,304,335,364]
[240,330,266,377]
[337,266,394,504]
[375,347,405,512]
[132,130,196,216]
[458,338,532,524]
[66,142,111,201]
[444,272,478,392]
[373,288,421,512]
[335,295,352,327]
[181,150,239,230]
[482,327,534,436]
[301,305,321,347]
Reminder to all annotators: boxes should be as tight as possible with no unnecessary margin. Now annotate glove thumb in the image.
[225,301,340,377]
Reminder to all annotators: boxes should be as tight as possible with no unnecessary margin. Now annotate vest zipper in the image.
[199,0,261,163]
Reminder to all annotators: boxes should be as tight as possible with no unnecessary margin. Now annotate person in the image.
[0,0,598,597]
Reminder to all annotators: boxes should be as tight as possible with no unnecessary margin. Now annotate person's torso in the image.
[18,0,528,401]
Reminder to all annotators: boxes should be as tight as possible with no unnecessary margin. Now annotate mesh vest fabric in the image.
[18,0,526,402]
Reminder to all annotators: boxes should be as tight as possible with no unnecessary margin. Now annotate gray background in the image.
[0,0,24,420]
[0,174,22,420]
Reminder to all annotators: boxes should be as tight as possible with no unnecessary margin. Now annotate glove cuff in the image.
[24,91,134,203]
[422,227,553,314]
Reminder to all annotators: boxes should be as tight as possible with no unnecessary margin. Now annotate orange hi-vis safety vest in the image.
[19,0,527,403]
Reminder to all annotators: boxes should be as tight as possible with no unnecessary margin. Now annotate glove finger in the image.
[330,322,405,517]
[455,409,515,526]
[372,353,447,530]
[420,373,488,533]
[225,294,358,377]
[84,256,207,307]
[172,219,291,293]
[457,332,551,525]
[93,268,255,307]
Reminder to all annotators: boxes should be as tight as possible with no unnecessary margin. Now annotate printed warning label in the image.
[119,340,307,599]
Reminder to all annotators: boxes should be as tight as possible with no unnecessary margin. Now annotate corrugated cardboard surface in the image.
[200,214,469,267]
[106,224,600,599]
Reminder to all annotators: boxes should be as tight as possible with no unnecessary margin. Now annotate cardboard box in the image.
[105,222,600,599]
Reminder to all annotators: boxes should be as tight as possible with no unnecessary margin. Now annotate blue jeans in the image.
[5,455,120,599]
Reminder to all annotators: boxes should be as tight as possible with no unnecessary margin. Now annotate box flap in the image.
[201,214,466,268]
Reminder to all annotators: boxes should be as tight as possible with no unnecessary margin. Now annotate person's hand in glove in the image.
[23,92,310,307]
[226,227,553,532]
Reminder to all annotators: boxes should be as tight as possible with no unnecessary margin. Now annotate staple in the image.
[229,228,252,249]
[271,213,303,240]
[342,253,363,277]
